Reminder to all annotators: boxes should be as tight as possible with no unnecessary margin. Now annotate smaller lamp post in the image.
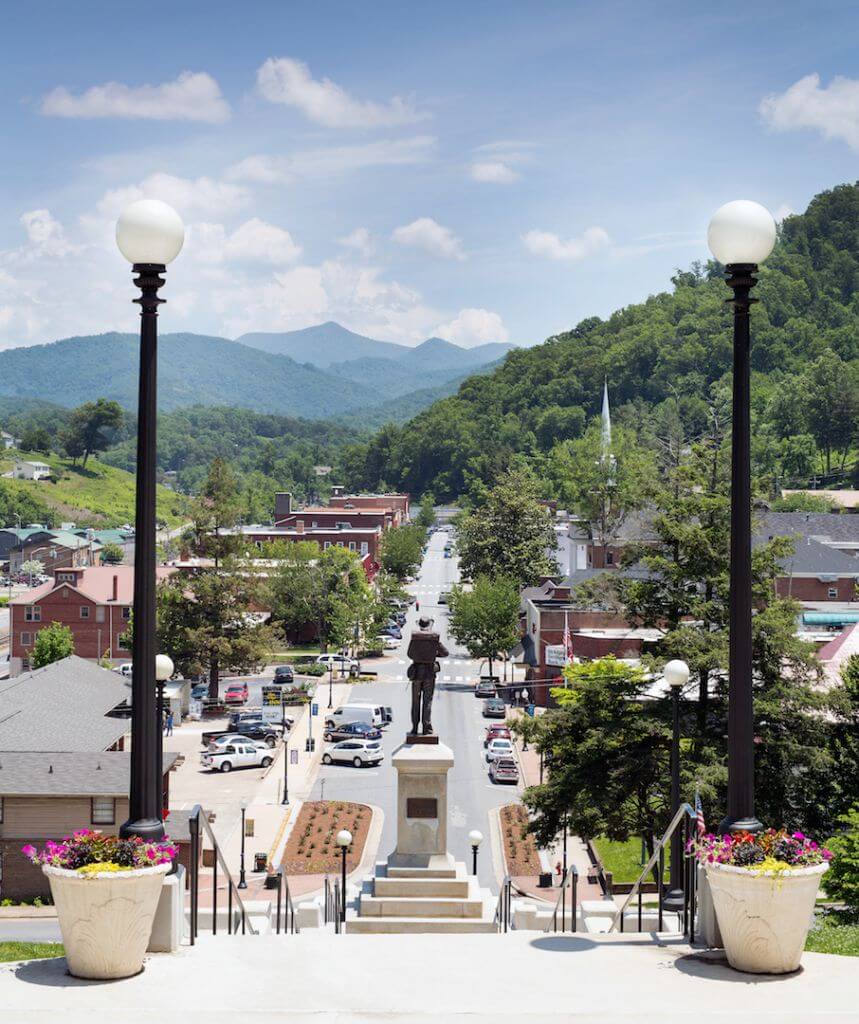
[238,799,248,889]
[328,659,334,709]
[336,829,352,923]
[281,692,290,806]
[154,653,173,815]
[662,659,689,913]
[521,689,530,750]
[468,829,483,876]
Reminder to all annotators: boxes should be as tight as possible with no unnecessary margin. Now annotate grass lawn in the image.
[0,942,64,963]
[0,451,188,527]
[806,914,859,956]
[592,836,670,884]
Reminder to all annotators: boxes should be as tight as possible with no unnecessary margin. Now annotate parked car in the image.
[383,636,400,649]
[323,721,382,743]
[393,611,407,626]
[191,683,209,700]
[324,703,385,730]
[205,732,269,754]
[489,756,520,784]
[201,741,273,773]
[114,663,133,678]
[438,592,450,604]
[229,710,293,730]
[315,653,359,673]
[474,679,497,698]
[482,698,507,719]
[484,725,511,747]
[322,739,384,768]
[224,683,249,704]
[380,625,402,639]
[485,738,515,762]
[274,665,295,684]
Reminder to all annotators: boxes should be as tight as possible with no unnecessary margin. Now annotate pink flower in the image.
[21,844,37,861]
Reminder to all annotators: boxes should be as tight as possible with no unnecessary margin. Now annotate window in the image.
[25,606,41,622]
[606,551,614,566]
[117,633,129,650]
[80,606,90,619]
[21,632,32,646]
[349,541,356,551]
[121,607,130,620]
[96,606,105,623]
[324,541,331,550]
[828,587,838,599]
[360,542,369,555]
[57,572,75,583]
[311,521,318,528]
[91,797,115,825]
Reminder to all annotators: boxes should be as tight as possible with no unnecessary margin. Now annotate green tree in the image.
[20,427,52,454]
[801,351,859,474]
[825,806,859,910]
[447,576,520,680]
[187,458,243,565]
[31,621,75,668]
[380,524,425,581]
[63,399,124,467]
[100,542,125,565]
[456,468,557,586]
[20,559,44,582]
[416,493,436,531]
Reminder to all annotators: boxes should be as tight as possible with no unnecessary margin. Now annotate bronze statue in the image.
[406,616,449,735]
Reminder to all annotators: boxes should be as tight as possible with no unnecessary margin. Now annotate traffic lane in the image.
[0,919,62,943]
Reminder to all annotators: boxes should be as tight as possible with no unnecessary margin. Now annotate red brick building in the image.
[8,565,175,675]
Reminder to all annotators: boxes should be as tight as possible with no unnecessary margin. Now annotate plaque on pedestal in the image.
[404,733,439,745]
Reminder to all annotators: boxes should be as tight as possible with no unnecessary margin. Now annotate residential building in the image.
[13,459,51,481]
[328,486,410,523]
[7,565,175,675]
[1,430,20,450]
[273,490,401,532]
[0,527,45,567]
[74,527,136,564]
[8,529,103,573]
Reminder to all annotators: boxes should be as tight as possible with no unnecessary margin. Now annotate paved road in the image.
[308,529,523,892]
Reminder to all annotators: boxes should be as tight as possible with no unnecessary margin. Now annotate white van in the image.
[324,703,384,729]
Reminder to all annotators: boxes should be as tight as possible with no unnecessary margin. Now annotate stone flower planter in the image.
[704,860,827,974]
[43,861,170,979]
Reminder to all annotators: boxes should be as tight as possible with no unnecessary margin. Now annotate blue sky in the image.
[2,0,859,350]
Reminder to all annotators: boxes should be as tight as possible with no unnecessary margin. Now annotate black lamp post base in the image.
[120,816,165,842]
[718,814,764,835]
[661,887,685,913]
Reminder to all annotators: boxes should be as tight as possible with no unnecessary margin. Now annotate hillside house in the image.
[13,460,51,481]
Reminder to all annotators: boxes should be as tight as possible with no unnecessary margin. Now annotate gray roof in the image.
[760,511,859,545]
[770,536,859,576]
[0,656,129,753]
[0,751,177,796]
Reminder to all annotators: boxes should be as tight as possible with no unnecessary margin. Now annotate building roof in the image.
[771,536,859,577]
[760,511,859,546]
[9,565,174,605]
[12,529,103,553]
[0,656,129,752]
[75,528,135,546]
[0,751,177,797]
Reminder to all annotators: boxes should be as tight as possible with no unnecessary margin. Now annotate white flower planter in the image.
[43,862,169,980]
[704,860,827,974]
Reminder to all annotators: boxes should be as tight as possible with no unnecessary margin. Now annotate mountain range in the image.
[0,324,514,421]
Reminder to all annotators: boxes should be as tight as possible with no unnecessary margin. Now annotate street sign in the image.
[311,702,319,716]
[261,685,282,706]
[290,749,299,765]
[545,645,567,667]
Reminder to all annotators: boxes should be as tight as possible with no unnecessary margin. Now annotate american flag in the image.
[694,785,706,839]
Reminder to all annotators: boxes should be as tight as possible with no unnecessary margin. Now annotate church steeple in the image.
[600,377,612,457]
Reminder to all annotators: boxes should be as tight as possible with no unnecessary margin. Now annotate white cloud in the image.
[523,226,610,261]
[469,161,519,184]
[392,217,465,260]
[226,136,436,184]
[256,57,427,128]
[19,210,75,258]
[94,173,250,223]
[338,227,373,256]
[436,308,508,347]
[774,203,795,223]
[41,71,230,123]
[189,219,302,266]
[760,73,859,150]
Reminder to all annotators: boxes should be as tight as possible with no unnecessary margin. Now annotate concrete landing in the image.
[1,931,856,1021]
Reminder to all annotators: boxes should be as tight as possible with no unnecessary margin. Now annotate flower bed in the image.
[500,804,542,876]
[281,801,371,875]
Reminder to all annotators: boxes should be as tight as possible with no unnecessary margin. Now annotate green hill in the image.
[343,182,859,500]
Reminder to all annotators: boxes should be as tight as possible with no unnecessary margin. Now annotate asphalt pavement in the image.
[308,529,523,892]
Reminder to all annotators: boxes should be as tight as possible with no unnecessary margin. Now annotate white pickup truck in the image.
[200,741,274,773]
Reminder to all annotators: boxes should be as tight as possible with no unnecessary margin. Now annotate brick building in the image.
[8,529,102,573]
[8,565,175,675]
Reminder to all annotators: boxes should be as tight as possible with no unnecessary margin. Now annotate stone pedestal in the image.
[389,740,454,870]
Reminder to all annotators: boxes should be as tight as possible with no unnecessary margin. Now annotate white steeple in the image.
[600,377,612,457]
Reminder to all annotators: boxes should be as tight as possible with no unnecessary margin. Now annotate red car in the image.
[484,725,511,747]
[224,683,249,705]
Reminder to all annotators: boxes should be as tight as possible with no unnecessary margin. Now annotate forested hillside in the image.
[342,183,859,501]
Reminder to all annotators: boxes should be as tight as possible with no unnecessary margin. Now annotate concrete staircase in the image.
[345,860,497,933]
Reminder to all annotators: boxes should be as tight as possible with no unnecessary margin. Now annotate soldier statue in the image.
[406,616,449,736]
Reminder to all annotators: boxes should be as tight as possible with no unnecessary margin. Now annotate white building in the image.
[13,460,52,481]
[1,430,20,450]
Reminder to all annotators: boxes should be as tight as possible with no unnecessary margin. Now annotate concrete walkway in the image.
[1,931,855,1021]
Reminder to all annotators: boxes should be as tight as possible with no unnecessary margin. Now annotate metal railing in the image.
[188,804,258,941]
[608,802,697,940]
[275,868,299,934]
[494,876,513,932]
[323,874,344,933]
[547,864,578,933]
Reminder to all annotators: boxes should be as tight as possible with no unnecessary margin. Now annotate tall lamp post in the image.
[116,199,185,841]
[336,829,352,923]
[661,659,689,913]
[468,829,483,876]
[281,692,290,805]
[154,653,174,816]
[238,799,248,889]
[707,201,775,835]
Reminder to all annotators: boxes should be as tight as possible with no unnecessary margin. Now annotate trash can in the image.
[253,852,267,873]
[538,872,553,888]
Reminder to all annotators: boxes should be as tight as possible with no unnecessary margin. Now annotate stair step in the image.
[374,876,471,898]
[358,893,485,918]
[345,915,497,934]
[385,865,459,879]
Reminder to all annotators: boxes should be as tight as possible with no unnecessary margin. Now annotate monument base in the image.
[404,733,439,745]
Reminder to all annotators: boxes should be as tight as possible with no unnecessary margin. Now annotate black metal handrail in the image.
[493,876,513,932]
[608,802,697,941]
[188,804,258,941]
[275,868,299,934]
[548,864,578,933]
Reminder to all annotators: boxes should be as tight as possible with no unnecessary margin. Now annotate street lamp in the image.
[154,653,173,816]
[707,200,775,835]
[328,658,334,709]
[521,689,530,750]
[117,199,185,842]
[336,829,352,923]
[238,799,248,889]
[468,829,483,876]
[281,692,290,806]
[662,658,689,913]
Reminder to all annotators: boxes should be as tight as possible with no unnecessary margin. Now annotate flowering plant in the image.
[689,829,832,872]
[23,830,177,873]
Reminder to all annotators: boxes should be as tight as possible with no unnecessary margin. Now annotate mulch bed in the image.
[280,800,371,875]
[500,803,542,876]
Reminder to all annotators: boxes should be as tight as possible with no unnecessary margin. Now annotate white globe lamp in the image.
[116,199,185,266]
[707,200,776,267]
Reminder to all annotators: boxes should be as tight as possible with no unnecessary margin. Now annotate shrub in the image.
[826,807,859,909]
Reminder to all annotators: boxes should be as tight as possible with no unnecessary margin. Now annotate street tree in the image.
[380,524,425,581]
[100,542,125,565]
[31,621,75,668]
[456,468,557,586]
[416,493,436,531]
[20,559,44,581]
[447,576,520,680]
